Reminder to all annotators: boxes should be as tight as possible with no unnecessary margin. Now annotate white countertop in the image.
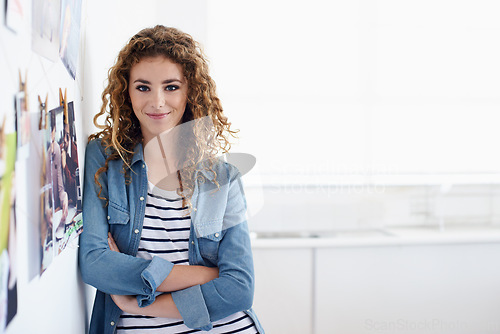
[250,225,500,248]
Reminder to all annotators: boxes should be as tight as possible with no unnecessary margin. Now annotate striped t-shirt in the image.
[116,182,257,333]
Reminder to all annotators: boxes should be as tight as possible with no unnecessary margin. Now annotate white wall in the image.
[2,1,208,333]
[1,0,87,332]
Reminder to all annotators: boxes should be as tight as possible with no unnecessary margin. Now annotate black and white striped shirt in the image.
[116,182,257,333]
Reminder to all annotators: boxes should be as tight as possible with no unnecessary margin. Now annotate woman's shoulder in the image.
[195,156,241,185]
[210,157,242,186]
[85,138,104,153]
[85,138,110,161]
[86,137,114,157]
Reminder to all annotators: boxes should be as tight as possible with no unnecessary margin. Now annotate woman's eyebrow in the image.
[132,79,183,84]
[162,79,182,84]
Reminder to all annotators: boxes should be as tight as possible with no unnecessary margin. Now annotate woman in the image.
[79,25,264,334]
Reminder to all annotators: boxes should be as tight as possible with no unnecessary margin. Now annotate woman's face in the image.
[128,56,188,143]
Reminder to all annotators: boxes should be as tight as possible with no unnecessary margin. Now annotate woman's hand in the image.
[108,232,136,312]
[108,232,120,252]
[110,294,140,314]
[112,293,182,318]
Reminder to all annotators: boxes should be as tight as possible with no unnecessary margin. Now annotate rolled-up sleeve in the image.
[171,285,211,330]
[171,165,254,330]
[78,139,174,307]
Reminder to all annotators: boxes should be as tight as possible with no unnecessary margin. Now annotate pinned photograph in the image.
[59,0,82,79]
[0,127,18,330]
[40,115,54,273]
[32,0,61,61]
[47,101,82,256]
[5,0,24,32]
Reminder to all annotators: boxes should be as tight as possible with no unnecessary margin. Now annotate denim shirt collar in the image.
[130,142,216,182]
[130,142,145,166]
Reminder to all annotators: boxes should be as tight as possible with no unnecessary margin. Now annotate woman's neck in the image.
[143,133,180,191]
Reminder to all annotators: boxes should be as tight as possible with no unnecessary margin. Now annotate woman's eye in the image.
[165,85,179,91]
[136,85,149,92]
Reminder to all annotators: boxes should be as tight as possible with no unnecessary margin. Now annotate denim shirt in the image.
[78,139,264,334]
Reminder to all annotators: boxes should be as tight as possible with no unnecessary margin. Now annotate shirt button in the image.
[134,229,140,234]
[140,196,144,201]
[214,233,219,238]
[191,241,195,245]
[107,216,110,220]
[142,164,145,168]
[110,321,115,326]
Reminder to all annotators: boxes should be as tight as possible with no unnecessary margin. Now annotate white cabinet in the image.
[252,248,314,333]
[314,243,500,334]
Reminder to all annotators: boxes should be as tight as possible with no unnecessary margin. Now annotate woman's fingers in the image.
[108,232,120,252]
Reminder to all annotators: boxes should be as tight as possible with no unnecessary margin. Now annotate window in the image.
[206,0,500,186]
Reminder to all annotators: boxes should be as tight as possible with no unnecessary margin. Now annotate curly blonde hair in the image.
[89,25,236,207]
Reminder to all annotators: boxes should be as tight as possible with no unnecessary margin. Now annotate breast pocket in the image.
[198,231,224,263]
[107,202,130,225]
[107,202,130,251]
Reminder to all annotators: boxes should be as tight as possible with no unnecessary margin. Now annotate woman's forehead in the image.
[129,56,185,80]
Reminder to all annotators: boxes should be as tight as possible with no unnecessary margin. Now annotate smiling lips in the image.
[146,112,171,120]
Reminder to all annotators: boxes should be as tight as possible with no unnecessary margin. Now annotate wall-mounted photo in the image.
[47,102,82,260]
[4,0,24,32]
[32,0,61,61]
[0,129,18,330]
[40,118,54,274]
[59,0,82,79]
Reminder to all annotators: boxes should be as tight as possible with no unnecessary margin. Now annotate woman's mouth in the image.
[146,112,170,120]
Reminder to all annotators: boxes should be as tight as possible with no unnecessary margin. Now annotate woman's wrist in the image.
[111,293,181,319]
[157,265,219,292]
[144,293,182,318]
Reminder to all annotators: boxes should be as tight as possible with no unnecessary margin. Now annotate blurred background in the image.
[2,0,500,333]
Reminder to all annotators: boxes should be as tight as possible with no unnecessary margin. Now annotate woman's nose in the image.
[151,90,165,109]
